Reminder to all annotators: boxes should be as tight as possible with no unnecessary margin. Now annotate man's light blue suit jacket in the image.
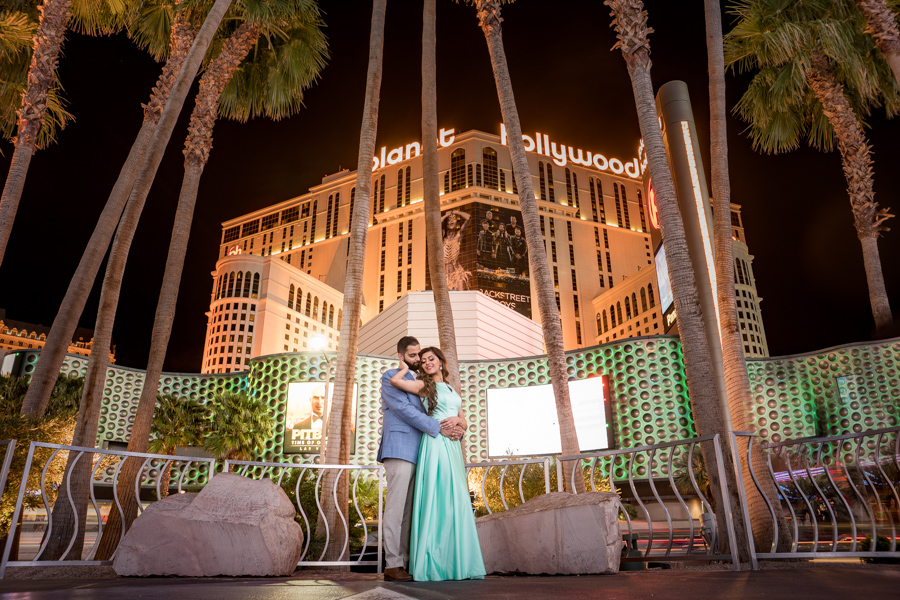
[377,369,441,464]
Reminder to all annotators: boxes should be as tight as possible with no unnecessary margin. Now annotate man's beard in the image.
[409,361,422,373]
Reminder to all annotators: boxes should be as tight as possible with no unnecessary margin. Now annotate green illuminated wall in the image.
[10,335,899,480]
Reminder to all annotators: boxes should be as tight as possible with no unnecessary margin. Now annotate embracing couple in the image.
[377,336,486,582]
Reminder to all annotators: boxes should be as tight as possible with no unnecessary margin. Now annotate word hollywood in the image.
[371,125,640,179]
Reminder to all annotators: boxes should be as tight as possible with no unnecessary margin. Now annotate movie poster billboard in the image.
[431,202,532,319]
[282,381,358,454]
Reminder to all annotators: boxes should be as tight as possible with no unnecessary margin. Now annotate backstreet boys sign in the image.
[283,381,358,454]
[427,201,533,319]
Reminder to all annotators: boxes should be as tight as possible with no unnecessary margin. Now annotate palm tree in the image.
[703,0,787,553]
[0,0,128,268]
[726,0,896,334]
[18,0,211,422]
[853,0,900,87]
[203,392,274,462]
[0,8,74,150]
[320,0,386,562]
[603,0,750,560]
[92,0,323,561]
[421,0,461,396]
[148,393,206,497]
[466,0,583,493]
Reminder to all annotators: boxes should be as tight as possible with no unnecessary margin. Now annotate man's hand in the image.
[440,416,467,431]
[440,426,464,442]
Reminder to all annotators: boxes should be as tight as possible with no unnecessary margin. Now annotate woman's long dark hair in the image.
[419,347,450,416]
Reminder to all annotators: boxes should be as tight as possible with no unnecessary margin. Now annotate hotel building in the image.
[202,127,767,372]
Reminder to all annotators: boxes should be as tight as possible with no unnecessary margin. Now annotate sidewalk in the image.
[1,566,898,600]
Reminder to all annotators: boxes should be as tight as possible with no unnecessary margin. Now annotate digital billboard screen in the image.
[654,244,676,331]
[283,382,358,454]
[486,376,613,457]
[428,202,532,319]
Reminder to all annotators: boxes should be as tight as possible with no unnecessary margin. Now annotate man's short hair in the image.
[397,336,419,354]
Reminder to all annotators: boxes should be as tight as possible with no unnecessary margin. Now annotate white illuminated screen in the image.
[487,378,610,457]
[655,244,674,313]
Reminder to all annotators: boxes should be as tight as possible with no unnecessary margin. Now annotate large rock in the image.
[476,492,621,575]
[113,473,303,577]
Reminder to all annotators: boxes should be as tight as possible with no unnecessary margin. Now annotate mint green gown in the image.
[409,383,486,581]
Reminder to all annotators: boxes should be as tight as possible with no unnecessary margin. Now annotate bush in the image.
[860,535,900,564]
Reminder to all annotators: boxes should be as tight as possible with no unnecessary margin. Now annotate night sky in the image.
[0,0,897,372]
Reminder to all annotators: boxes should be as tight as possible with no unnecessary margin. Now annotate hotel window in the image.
[325,195,334,239]
[602,310,609,332]
[242,220,259,237]
[613,183,623,227]
[572,172,580,216]
[349,187,355,226]
[596,251,603,273]
[405,166,411,205]
[616,302,623,324]
[575,321,582,345]
[641,288,648,312]
[407,243,412,265]
[483,147,498,190]
[443,172,450,194]
[288,285,295,310]
[551,241,557,263]
[381,227,387,247]
[648,283,656,307]
[511,167,518,194]
[555,292,561,312]
[380,250,385,271]
[540,215,545,236]
[569,245,575,265]
[571,269,578,291]
[329,306,334,327]
[282,206,299,224]
[603,229,609,248]
[407,267,412,290]
[567,221,573,242]
[608,275,613,288]
[261,213,279,231]
[321,301,328,324]
[301,202,310,219]
[313,297,319,320]
[252,273,260,298]
[467,164,473,187]
[371,178,379,222]
[306,294,311,316]
[606,252,612,272]
[632,292,639,315]
[546,163,555,202]
[637,189,647,232]
[379,174,386,212]
[223,226,240,243]
[399,222,404,243]
[553,266,559,286]
[565,168,573,205]
[407,220,413,241]
[310,200,318,238]
[731,211,742,227]
[379,274,385,297]
[397,169,403,209]
[476,163,482,186]
[549,217,555,238]
[621,185,631,229]
[539,162,547,200]
[331,192,340,238]
[625,297,632,320]
[397,271,403,293]
[397,245,403,267]
[451,149,465,191]
[499,169,506,192]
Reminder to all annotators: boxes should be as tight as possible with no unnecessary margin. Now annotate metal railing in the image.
[731,426,900,567]
[0,440,15,503]
[223,458,384,572]
[465,435,740,570]
[0,441,217,578]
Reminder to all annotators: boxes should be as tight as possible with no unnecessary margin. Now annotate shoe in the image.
[383,567,413,582]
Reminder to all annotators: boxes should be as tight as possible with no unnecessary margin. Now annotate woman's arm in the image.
[389,361,425,395]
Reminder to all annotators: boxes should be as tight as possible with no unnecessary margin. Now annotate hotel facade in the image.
[202,127,767,373]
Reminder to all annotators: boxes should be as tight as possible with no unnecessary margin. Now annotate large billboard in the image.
[654,244,677,332]
[283,382,358,454]
[486,376,613,457]
[430,202,533,319]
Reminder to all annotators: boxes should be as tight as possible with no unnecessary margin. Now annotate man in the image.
[377,336,464,582]
[476,218,496,269]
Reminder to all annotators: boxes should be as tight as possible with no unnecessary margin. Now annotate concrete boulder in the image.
[476,492,621,575]
[113,473,302,577]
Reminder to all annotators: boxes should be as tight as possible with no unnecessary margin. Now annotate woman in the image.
[390,347,486,581]
[441,210,471,290]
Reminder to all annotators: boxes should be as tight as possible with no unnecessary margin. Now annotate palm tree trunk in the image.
[32,15,199,562]
[704,0,787,553]
[0,0,72,268]
[474,0,583,493]
[856,0,900,89]
[19,12,197,421]
[91,20,259,562]
[422,0,461,397]
[321,0,387,563]
[807,51,893,332]
[604,0,749,562]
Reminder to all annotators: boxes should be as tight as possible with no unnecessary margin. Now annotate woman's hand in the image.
[440,415,466,430]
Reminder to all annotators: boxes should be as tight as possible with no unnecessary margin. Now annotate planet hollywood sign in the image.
[372,125,641,179]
